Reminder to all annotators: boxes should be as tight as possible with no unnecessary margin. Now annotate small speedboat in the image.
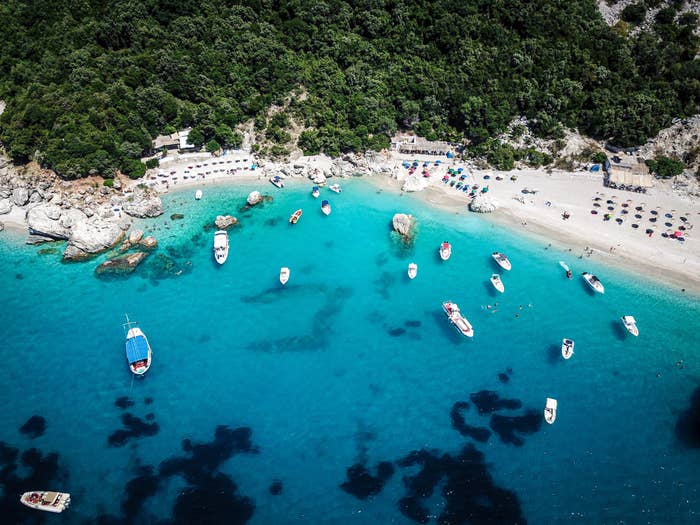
[279,267,290,285]
[213,230,229,265]
[582,272,604,294]
[442,301,474,337]
[407,263,418,280]
[329,183,342,193]
[544,398,557,424]
[270,175,285,188]
[490,274,504,293]
[561,338,574,360]
[492,252,512,271]
[559,261,572,279]
[123,315,152,376]
[311,186,320,198]
[289,209,303,224]
[20,491,71,513]
[439,241,452,261]
[621,315,639,336]
[195,189,202,200]
[321,200,331,215]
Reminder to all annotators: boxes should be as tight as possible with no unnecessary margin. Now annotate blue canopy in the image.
[125,335,149,364]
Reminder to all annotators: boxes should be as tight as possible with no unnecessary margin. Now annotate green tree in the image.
[206,139,221,153]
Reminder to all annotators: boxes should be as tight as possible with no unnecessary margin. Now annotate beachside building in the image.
[178,129,197,151]
[152,128,198,154]
[391,134,453,155]
[606,155,652,188]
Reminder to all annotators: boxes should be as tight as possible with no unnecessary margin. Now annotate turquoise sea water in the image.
[1,178,699,524]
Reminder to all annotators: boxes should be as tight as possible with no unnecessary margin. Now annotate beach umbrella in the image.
[646,228,653,234]
[680,216,687,222]
[665,222,672,227]
[594,203,601,207]
[607,200,614,204]
[679,226,686,231]
[621,209,628,214]
[594,197,602,201]
[650,210,658,215]
[607,206,615,211]
[635,206,643,211]
[665,213,673,218]
[632,223,639,229]
[650,217,657,222]
[591,210,598,215]
[634,214,642,219]
[616,218,623,224]
[622,203,629,207]
[674,231,682,238]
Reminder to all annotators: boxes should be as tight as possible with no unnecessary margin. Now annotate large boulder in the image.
[26,204,79,240]
[62,219,125,261]
[122,187,164,218]
[392,213,415,238]
[11,187,29,206]
[401,176,430,192]
[215,215,238,229]
[139,236,158,249]
[469,193,497,213]
[310,172,327,185]
[95,252,148,275]
[0,199,12,214]
[128,229,144,244]
[247,191,263,206]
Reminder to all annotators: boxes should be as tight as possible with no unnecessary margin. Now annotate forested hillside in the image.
[0,0,697,178]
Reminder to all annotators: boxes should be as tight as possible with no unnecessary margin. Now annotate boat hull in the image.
[621,317,639,336]
[490,275,504,293]
[280,267,290,285]
[582,273,604,293]
[561,338,574,359]
[442,302,474,338]
[439,243,451,261]
[289,209,303,224]
[214,231,229,265]
[544,398,557,424]
[492,253,512,271]
[21,491,71,513]
[407,263,418,280]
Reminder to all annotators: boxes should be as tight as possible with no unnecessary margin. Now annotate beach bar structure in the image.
[606,156,653,188]
[152,128,198,154]
[391,134,453,155]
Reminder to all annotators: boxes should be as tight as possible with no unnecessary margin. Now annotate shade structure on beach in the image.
[621,209,628,214]
[665,213,673,218]
[646,228,653,234]
[632,223,639,228]
[594,203,601,207]
[635,206,643,211]
[635,214,642,219]
[651,210,658,215]
[665,222,672,227]
[591,210,598,215]
[674,231,682,238]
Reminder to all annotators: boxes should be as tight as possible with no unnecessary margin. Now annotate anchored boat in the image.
[561,338,574,359]
[321,200,331,215]
[213,230,229,265]
[270,175,285,188]
[559,261,572,279]
[544,398,557,424]
[439,241,452,261]
[442,301,474,338]
[490,274,504,293]
[123,315,152,376]
[329,183,342,193]
[289,209,303,224]
[582,272,604,294]
[407,262,418,280]
[195,189,202,200]
[20,491,71,513]
[279,267,290,285]
[621,315,639,336]
[492,252,512,271]
[311,186,320,198]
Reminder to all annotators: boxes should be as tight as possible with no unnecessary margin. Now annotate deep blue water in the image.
[1,178,699,524]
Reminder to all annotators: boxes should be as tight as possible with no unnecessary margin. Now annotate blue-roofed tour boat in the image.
[123,315,152,376]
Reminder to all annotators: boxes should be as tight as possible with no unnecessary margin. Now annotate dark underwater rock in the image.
[490,410,542,446]
[676,386,700,447]
[470,390,522,414]
[450,402,491,442]
[340,462,394,500]
[19,415,47,439]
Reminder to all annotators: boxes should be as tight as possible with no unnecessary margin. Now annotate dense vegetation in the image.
[0,0,697,178]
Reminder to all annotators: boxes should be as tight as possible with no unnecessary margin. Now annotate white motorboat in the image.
[289,209,303,224]
[492,252,512,271]
[439,241,452,261]
[321,200,331,215]
[279,267,290,285]
[582,272,604,294]
[213,230,229,265]
[407,263,418,280]
[621,315,639,336]
[270,175,285,188]
[544,398,557,424]
[20,491,71,513]
[123,315,152,376]
[195,189,202,200]
[561,338,574,359]
[442,301,474,338]
[490,274,504,293]
[559,260,572,279]
[311,186,320,198]
[329,183,342,193]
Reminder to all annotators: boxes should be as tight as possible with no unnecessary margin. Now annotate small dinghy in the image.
[329,183,342,193]
[621,315,639,336]
[490,274,504,293]
[195,189,203,200]
[492,252,512,271]
[544,398,557,424]
[407,262,418,280]
[561,338,574,359]
[321,200,331,215]
[311,186,320,198]
[279,267,290,285]
[289,209,303,224]
[20,491,71,513]
[582,272,604,294]
[559,261,572,279]
[439,241,452,261]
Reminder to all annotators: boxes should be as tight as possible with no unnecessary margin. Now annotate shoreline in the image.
[2,151,699,296]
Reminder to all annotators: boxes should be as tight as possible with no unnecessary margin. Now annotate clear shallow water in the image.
[1,179,699,524]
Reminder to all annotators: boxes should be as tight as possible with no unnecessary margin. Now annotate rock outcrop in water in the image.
[247,191,263,206]
[215,215,238,229]
[392,213,416,241]
[121,186,164,218]
[469,193,497,213]
[95,252,148,275]
[63,219,126,260]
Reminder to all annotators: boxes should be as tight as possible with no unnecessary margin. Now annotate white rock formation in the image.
[247,191,263,206]
[392,213,415,237]
[401,175,431,192]
[121,187,164,218]
[63,220,125,261]
[0,199,12,214]
[469,193,497,213]
[128,229,144,244]
[215,215,238,229]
